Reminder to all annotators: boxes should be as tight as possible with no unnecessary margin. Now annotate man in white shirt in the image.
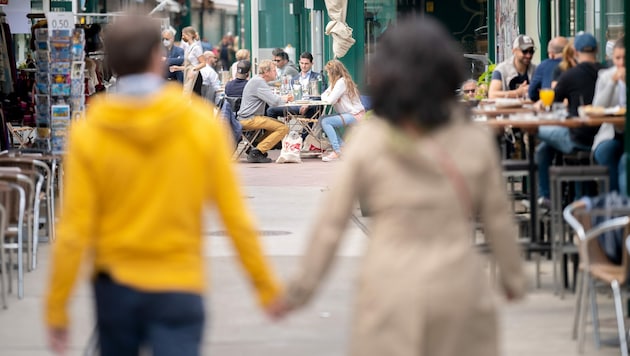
[199,51,221,102]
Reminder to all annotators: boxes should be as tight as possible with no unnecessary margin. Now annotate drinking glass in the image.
[539,88,555,112]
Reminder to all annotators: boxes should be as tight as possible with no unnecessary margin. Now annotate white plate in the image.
[495,98,524,108]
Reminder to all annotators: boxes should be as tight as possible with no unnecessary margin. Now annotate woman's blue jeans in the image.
[593,138,624,193]
[320,113,357,152]
[94,273,205,356]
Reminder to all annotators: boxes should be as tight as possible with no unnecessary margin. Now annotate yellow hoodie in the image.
[45,83,281,328]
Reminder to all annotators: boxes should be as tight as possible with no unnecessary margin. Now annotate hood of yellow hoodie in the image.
[85,83,185,148]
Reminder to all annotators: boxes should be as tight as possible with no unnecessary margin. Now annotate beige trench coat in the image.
[286,113,527,356]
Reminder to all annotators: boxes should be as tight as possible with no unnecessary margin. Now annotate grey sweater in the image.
[238,76,284,119]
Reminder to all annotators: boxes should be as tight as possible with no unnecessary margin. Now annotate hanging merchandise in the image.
[32,14,85,154]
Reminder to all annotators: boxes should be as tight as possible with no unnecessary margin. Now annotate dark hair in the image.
[275,51,289,61]
[299,52,313,62]
[614,36,625,50]
[105,15,161,77]
[272,48,285,57]
[368,16,465,131]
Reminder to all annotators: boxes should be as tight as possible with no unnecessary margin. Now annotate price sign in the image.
[47,12,75,31]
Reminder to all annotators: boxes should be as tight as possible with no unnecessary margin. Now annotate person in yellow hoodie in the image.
[44,15,281,356]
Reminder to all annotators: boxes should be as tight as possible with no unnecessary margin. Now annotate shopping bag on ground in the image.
[276,131,303,163]
[303,133,331,153]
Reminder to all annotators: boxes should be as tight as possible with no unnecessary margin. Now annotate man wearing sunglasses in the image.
[489,35,537,99]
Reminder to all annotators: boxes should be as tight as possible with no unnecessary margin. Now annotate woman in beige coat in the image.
[269,17,527,356]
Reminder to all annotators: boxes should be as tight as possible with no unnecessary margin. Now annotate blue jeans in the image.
[535,126,590,198]
[320,113,357,152]
[94,273,205,356]
[593,139,624,193]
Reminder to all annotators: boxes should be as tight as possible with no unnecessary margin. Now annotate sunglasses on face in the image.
[463,89,476,93]
[521,48,535,55]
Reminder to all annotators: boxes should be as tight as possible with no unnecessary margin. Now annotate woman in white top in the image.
[169,26,206,95]
[320,59,365,161]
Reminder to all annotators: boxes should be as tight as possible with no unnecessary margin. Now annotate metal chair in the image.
[550,164,609,298]
[0,157,55,244]
[0,204,7,309]
[0,180,26,299]
[563,201,630,355]
[0,168,41,273]
[223,97,264,160]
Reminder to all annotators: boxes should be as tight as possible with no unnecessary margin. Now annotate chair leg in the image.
[535,252,541,289]
[0,245,6,309]
[572,269,583,340]
[578,274,591,354]
[611,280,629,356]
[6,246,12,294]
[589,277,601,349]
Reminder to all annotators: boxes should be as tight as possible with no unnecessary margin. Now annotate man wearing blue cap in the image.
[535,32,605,207]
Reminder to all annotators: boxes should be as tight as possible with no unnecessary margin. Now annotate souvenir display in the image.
[33,25,86,154]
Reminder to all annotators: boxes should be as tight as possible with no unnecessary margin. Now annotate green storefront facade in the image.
[242,1,625,88]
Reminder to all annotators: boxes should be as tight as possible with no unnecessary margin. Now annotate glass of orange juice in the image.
[539,88,555,112]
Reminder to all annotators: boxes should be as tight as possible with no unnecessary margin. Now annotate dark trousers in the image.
[93,273,205,356]
[266,105,317,119]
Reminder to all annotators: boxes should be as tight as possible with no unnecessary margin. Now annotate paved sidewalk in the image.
[0,152,624,355]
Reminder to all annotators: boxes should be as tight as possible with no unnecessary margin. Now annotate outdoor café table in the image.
[280,100,332,157]
[476,114,626,244]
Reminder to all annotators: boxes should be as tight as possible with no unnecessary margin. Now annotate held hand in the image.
[517,82,529,97]
[265,297,293,320]
[169,65,177,73]
[47,327,69,355]
[614,67,626,83]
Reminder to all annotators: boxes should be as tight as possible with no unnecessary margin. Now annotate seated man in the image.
[535,32,604,206]
[488,34,537,99]
[266,52,322,120]
[199,51,221,103]
[460,79,478,100]
[238,59,292,163]
[225,60,250,97]
[268,51,299,87]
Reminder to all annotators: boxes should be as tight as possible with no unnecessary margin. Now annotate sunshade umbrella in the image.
[324,0,356,58]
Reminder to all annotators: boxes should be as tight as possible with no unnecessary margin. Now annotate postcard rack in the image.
[32,25,85,154]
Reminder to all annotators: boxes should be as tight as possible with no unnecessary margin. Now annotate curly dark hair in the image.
[368,16,465,131]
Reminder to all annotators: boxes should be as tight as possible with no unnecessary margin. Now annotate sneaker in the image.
[247,149,272,163]
[322,152,340,162]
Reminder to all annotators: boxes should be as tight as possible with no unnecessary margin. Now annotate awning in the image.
[324,0,355,58]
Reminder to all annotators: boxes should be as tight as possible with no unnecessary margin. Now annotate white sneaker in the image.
[322,152,340,162]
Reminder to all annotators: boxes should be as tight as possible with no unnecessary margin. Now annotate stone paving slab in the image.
[0,151,625,355]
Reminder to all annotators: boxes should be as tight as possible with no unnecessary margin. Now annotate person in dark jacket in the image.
[535,32,604,205]
[162,29,184,82]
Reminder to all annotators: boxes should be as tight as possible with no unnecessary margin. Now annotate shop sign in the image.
[50,0,73,12]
